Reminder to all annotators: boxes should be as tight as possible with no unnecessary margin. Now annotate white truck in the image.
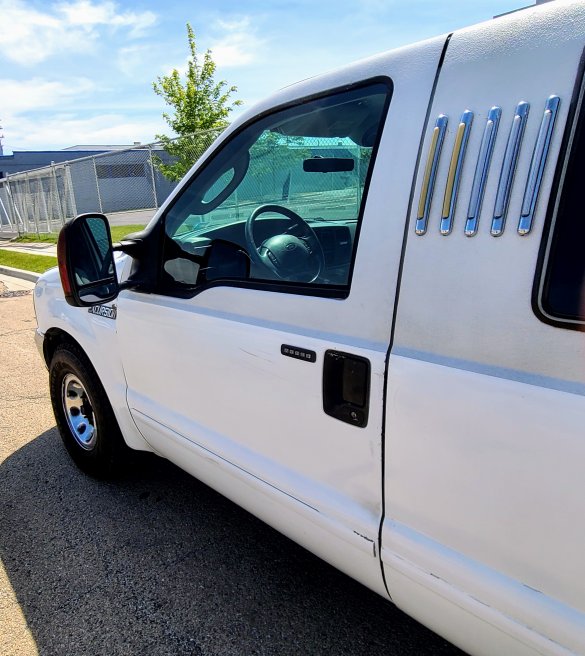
[33,2,585,654]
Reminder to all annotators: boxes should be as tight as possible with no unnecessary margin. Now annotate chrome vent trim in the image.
[465,107,501,237]
[491,101,530,237]
[415,114,448,235]
[440,110,474,236]
[518,95,560,236]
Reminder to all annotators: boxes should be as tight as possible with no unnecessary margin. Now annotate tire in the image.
[49,342,130,478]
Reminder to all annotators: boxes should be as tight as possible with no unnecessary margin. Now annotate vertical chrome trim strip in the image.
[415,114,448,235]
[491,101,530,236]
[465,106,501,236]
[518,95,560,236]
[440,110,473,235]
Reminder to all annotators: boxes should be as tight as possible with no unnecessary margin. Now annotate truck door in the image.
[115,37,446,594]
[382,3,585,654]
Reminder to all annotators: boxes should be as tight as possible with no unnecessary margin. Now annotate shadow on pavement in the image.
[0,429,464,656]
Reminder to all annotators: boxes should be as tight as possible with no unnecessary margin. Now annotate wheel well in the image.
[43,328,85,367]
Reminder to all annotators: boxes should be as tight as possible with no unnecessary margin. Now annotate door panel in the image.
[118,286,389,594]
[115,36,447,594]
[119,289,385,527]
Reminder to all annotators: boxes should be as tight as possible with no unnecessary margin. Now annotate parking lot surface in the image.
[0,293,465,656]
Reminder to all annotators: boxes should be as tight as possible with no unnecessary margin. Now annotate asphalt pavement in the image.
[0,293,466,656]
[0,275,37,293]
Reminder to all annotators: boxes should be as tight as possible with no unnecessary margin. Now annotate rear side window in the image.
[536,78,585,329]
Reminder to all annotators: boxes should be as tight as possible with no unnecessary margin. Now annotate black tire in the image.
[49,342,130,477]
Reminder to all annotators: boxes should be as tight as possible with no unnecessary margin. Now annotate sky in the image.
[0,0,529,154]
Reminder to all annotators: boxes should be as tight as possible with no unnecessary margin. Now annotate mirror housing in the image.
[57,213,119,307]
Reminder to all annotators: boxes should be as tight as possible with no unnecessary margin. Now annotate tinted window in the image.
[162,81,391,294]
[538,91,585,325]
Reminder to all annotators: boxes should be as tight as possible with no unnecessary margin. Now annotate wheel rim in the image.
[61,374,98,450]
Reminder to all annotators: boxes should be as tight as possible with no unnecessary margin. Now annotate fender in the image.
[34,260,152,453]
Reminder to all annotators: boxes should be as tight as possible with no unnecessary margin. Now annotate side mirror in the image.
[57,213,119,307]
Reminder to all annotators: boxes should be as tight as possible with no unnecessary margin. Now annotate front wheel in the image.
[49,343,129,477]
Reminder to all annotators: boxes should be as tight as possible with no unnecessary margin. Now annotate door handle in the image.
[322,350,370,428]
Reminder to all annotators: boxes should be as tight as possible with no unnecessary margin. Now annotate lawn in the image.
[0,250,58,274]
[14,224,146,245]
[2,224,146,274]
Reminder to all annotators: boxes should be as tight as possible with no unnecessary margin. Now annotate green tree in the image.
[153,23,242,181]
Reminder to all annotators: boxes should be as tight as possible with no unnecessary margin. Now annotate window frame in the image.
[533,52,585,332]
[156,76,393,301]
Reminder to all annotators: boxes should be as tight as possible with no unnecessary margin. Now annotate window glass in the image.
[539,99,585,324]
[163,81,390,292]
[201,168,235,204]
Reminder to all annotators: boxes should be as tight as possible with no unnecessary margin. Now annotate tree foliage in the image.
[153,23,242,181]
[249,133,309,180]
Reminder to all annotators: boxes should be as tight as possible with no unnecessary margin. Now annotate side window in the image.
[162,80,391,295]
[537,86,585,328]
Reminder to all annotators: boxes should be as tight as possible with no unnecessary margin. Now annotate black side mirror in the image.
[57,213,119,307]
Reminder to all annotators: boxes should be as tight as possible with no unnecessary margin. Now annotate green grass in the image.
[110,224,146,242]
[12,233,58,244]
[0,249,58,273]
[14,224,146,245]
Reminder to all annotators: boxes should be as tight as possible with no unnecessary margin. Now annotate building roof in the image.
[62,144,141,151]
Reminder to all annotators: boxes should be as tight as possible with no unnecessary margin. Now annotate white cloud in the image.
[209,17,262,68]
[0,76,165,151]
[0,77,95,114]
[160,17,262,79]
[56,0,156,37]
[116,44,151,77]
[0,0,156,65]
[4,112,166,151]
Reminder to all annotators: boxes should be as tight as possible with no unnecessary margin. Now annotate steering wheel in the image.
[245,204,325,283]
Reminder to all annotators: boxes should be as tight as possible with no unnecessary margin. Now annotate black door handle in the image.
[322,350,370,428]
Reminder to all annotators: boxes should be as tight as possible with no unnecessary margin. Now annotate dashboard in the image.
[176,217,357,285]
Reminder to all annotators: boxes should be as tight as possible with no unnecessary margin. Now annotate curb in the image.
[0,265,41,283]
[0,246,58,256]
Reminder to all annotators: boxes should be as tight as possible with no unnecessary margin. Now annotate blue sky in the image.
[0,0,527,153]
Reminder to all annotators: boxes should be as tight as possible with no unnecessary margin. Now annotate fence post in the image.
[22,174,30,234]
[39,173,50,234]
[64,165,77,219]
[45,163,56,232]
[0,188,14,232]
[58,166,67,227]
[47,167,54,233]
[92,157,104,213]
[52,164,64,229]
[0,178,13,231]
[148,145,158,209]
[32,173,42,236]
[24,172,38,236]
[5,178,23,235]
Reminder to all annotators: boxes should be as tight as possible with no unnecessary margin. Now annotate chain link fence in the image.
[181,135,370,232]
[0,130,221,236]
[0,129,370,237]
